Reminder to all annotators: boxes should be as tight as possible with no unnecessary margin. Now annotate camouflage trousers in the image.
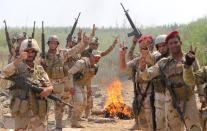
[70,83,87,125]
[85,81,93,117]
[136,93,153,131]
[68,82,93,118]
[165,90,201,131]
[155,92,166,131]
[52,79,69,128]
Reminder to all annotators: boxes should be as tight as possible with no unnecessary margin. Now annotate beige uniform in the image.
[81,42,116,117]
[68,57,98,125]
[0,62,52,130]
[44,41,85,128]
[125,57,153,131]
[139,55,203,131]
[146,51,167,131]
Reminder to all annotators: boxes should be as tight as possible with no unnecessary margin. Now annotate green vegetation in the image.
[0,17,206,84]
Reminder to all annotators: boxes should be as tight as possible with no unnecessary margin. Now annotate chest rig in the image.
[45,51,67,79]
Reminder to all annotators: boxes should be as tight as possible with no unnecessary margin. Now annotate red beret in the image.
[165,30,180,43]
[138,36,149,43]
[147,35,153,40]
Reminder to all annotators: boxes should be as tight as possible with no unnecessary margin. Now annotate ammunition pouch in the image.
[38,99,47,118]
[10,97,29,116]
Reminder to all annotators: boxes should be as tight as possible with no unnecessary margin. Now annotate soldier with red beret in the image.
[137,30,204,130]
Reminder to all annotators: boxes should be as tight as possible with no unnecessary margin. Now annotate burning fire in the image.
[104,79,133,119]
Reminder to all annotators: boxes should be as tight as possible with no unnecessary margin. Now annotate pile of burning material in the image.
[104,79,133,119]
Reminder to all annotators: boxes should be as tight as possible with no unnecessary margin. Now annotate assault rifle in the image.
[66,12,81,47]
[8,75,73,108]
[32,21,36,39]
[159,66,188,130]
[3,20,14,54]
[120,3,142,39]
[41,21,47,70]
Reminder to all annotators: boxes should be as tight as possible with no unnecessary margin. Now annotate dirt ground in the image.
[47,80,136,131]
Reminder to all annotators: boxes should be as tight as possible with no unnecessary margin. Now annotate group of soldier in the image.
[120,30,207,131]
[0,24,119,130]
[0,22,207,131]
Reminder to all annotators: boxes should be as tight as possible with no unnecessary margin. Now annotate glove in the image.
[185,51,195,66]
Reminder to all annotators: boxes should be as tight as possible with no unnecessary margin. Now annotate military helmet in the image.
[16,32,27,40]
[20,39,40,53]
[90,37,99,44]
[47,35,59,44]
[155,35,167,50]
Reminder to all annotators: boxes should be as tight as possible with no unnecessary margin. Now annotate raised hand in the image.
[120,41,127,55]
[113,36,119,45]
[91,24,97,37]
[133,36,138,44]
[185,44,197,66]
[77,29,82,42]
[82,32,89,45]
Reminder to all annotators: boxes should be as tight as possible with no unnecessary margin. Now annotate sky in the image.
[0,0,206,28]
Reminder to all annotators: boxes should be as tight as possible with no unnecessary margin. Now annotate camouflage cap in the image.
[92,50,101,57]
[90,37,99,44]
[16,32,27,40]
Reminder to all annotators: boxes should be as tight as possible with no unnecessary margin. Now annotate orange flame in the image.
[104,79,132,118]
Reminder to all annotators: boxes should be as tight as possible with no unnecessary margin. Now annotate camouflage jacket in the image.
[68,57,98,87]
[139,54,205,98]
[44,41,86,81]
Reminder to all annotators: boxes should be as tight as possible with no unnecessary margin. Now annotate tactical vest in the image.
[74,58,98,86]
[45,52,67,79]
[10,63,49,118]
[163,58,193,100]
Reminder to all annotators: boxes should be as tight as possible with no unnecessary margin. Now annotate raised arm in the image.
[101,36,118,57]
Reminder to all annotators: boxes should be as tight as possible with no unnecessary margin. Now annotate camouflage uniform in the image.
[139,55,203,131]
[146,51,168,131]
[125,56,153,131]
[81,39,117,117]
[68,55,99,127]
[44,37,86,128]
[0,40,52,130]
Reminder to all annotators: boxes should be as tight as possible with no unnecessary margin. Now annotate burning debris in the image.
[104,79,133,119]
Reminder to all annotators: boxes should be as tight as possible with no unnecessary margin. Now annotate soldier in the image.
[138,31,204,130]
[68,50,102,128]
[120,36,154,131]
[40,33,89,129]
[65,27,96,119]
[151,35,169,131]
[81,27,118,118]
[0,38,53,131]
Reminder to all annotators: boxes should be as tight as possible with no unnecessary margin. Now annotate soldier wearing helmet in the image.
[41,33,89,129]
[0,38,53,131]
[68,50,102,128]
[80,25,118,119]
